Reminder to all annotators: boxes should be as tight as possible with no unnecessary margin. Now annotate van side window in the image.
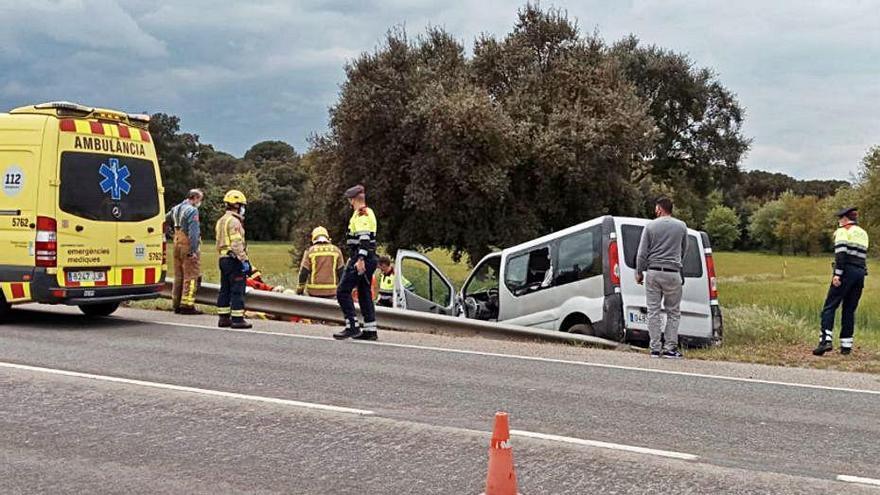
[400,257,452,307]
[504,247,551,296]
[621,225,703,278]
[554,226,602,286]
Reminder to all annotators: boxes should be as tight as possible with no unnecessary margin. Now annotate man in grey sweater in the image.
[635,197,689,358]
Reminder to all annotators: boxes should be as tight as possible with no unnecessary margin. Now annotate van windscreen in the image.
[59,152,159,222]
[621,225,703,278]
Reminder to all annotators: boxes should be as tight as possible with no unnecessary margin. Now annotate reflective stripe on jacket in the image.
[301,243,344,292]
[346,206,377,258]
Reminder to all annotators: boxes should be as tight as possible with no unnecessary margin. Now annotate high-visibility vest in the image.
[346,206,377,257]
[215,211,247,260]
[833,224,870,275]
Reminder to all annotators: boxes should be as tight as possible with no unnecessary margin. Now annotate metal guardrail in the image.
[160,281,620,348]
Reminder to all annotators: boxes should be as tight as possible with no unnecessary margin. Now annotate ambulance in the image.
[0,102,166,319]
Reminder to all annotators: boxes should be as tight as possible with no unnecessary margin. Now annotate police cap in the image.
[344,184,365,198]
[835,206,858,218]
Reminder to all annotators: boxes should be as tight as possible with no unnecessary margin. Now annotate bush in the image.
[704,205,740,250]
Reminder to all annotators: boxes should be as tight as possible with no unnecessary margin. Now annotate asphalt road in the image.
[1,306,879,494]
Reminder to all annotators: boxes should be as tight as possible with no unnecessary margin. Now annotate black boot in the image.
[333,323,362,340]
[218,315,232,328]
[231,317,252,329]
[812,340,833,356]
[840,347,852,355]
[177,306,204,315]
[352,322,378,341]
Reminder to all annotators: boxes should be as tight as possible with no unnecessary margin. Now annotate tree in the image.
[774,193,825,255]
[244,141,305,241]
[704,205,740,250]
[855,146,880,255]
[612,36,751,197]
[149,113,202,208]
[749,198,785,252]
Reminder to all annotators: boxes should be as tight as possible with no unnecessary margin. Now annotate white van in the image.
[394,216,723,347]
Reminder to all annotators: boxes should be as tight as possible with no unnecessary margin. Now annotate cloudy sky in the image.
[1,0,877,179]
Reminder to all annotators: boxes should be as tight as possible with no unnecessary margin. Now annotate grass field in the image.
[154,244,878,373]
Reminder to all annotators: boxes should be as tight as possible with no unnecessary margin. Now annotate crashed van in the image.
[394,216,723,347]
[0,102,166,318]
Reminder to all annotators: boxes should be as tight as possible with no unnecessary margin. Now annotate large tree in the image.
[149,113,202,208]
[612,36,751,197]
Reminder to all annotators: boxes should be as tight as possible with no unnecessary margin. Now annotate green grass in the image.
[151,243,878,373]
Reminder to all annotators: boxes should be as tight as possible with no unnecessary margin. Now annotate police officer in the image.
[166,189,203,315]
[376,255,395,307]
[814,207,870,356]
[334,184,379,340]
[297,226,345,299]
[215,190,252,329]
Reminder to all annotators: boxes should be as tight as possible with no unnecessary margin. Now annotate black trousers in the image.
[336,255,377,327]
[217,256,246,320]
[820,266,866,346]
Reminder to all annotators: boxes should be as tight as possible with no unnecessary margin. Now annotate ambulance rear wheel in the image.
[79,302,120,317]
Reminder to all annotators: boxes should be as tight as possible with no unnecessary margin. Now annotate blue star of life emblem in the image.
[99,158,131,201]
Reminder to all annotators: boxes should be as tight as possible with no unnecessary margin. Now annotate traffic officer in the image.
[296,226,345,299]
[166,189,203,315]
[376,255,413,307]
[334,184,379,340]
[813,207,870,356]
[215,190,252,329]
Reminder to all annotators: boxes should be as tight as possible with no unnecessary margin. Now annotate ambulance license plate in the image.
[67,271,106,283]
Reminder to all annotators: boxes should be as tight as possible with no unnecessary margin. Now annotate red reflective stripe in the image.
[145,267,156,284]
[139,129,151,142]
[89,121,104,134]
[67,280,81,287]
[95,280,108,287]
[121,268,134,285]
[59,119,76,132]
[11,283,25,299]
[118,124,131,139]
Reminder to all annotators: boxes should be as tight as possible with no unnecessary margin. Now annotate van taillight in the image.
[35,216,57,268]
[705,249,718,300]
[161,222,168,265]
[608,238,621,286]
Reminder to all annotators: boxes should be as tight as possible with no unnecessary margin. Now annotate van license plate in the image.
[67,271,106,283]
[628,310,647,325]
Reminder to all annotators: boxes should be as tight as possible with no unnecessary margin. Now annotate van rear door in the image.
[56,150,118,287]
[55,121,162,288]
[393,250,457,315]
[617,220,713,341]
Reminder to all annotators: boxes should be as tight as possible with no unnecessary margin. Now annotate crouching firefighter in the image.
[297,226,345,299]
[166,189,204,315]
[814,207,870,356]
[334,184,379,340]
[215,190,253,329]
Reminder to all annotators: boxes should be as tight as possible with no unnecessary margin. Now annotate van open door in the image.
[393,250,457,315]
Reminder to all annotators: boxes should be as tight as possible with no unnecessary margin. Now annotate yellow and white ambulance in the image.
[0,102,166,318]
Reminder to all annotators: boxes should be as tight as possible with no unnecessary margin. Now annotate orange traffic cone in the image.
[481,412,521,495]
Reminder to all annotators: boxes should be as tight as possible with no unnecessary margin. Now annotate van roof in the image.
[8,102,150,129]
[502,215,704,254]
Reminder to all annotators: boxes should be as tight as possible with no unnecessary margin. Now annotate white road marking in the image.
[0,361,374,416]
[510,429,698,460]
[137,317,880,397]
[837,475,880,487]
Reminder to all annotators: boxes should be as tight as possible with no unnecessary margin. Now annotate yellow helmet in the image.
[223,189,247,205]
[311,226,330,243]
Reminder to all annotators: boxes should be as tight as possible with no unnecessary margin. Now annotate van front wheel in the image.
[79,302,120,317]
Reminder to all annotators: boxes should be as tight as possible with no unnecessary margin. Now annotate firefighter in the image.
[813,207,870,356]
[296,226,345,299]
[165,189,204,315]
[215,190,252,329]
[334,184,379,340]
